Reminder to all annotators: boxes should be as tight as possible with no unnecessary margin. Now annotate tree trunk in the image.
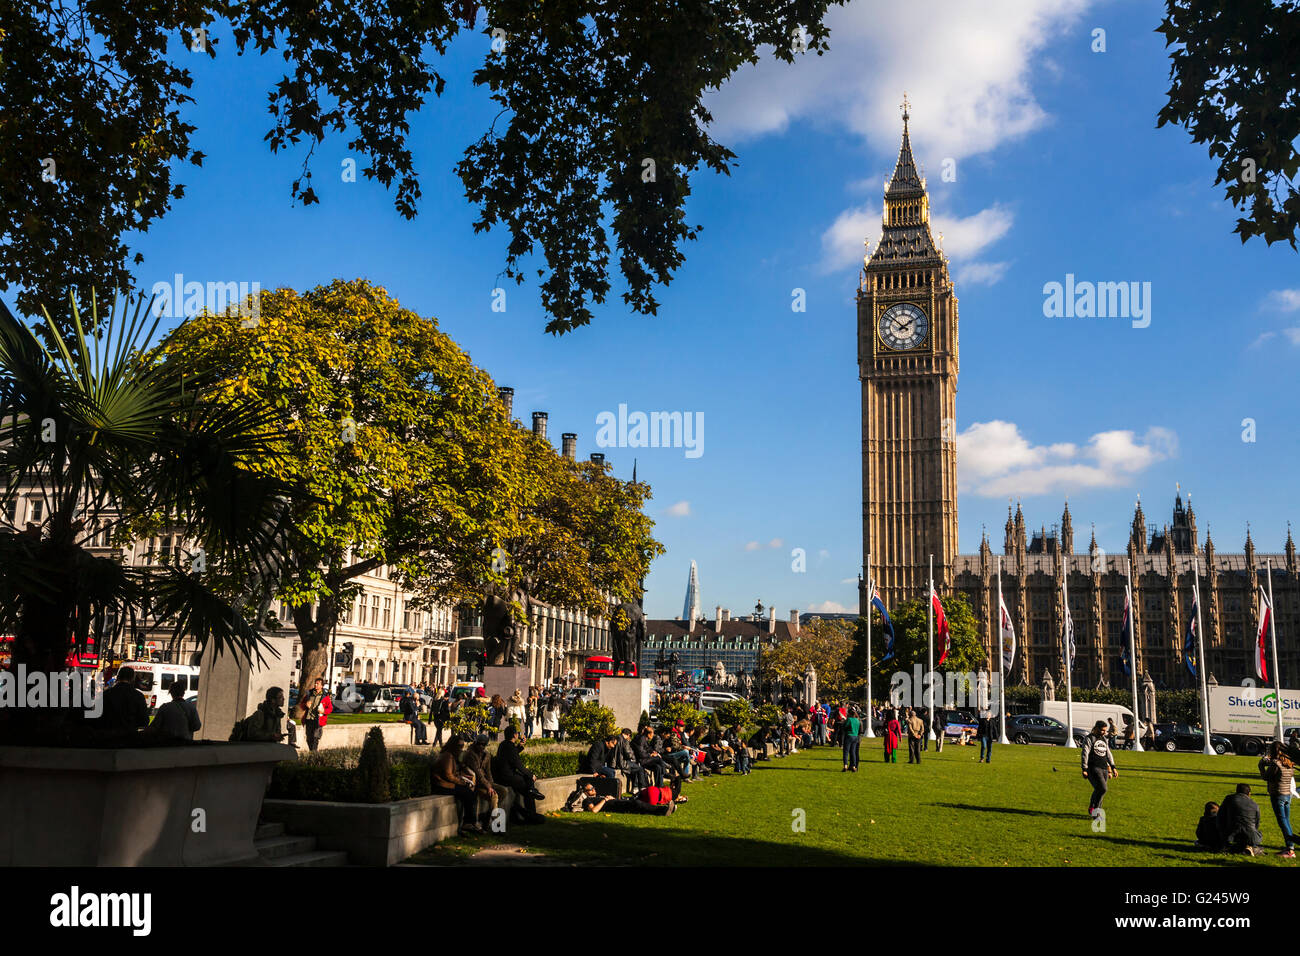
[294,603,333,693]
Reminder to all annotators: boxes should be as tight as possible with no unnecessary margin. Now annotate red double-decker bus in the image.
[0,635,99,672]
[583,655,637,690]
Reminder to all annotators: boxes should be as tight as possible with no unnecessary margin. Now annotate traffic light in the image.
[335,642,354,667]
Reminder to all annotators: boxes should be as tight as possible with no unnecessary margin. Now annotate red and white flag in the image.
[932,587,950,665]
[1256,587,1271,683]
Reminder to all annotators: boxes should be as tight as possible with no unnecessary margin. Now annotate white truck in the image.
[1208,685,1300,756]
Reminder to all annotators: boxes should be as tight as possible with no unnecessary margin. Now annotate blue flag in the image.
[1184,597,1198,678]
[872,584,897,661]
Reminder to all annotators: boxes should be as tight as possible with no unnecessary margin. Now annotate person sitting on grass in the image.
[1195,802,1223,851]
[1217,783,1264,856]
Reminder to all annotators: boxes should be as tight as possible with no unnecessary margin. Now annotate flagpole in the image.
[1127,556,1143,752]
[1193,555,1214,755]
[997,555,1010,744]
[1063,558,1076,747]
[1267,557,1283,742]
[927,553,936,740]
[864,552,875,737]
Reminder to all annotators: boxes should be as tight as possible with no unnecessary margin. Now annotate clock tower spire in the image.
[858,103,960,613]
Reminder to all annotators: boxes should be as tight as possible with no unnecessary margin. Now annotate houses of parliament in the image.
[858,102,1297,690]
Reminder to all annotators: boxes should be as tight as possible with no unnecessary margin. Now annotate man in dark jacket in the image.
[933,705,947,753]
[614,727,648,790]
[399,690,428,744]
[1218,783,1264,855]
[633,726,671,787]
[588,735,618,779]
[101,666,149,732]
[492,727,545,822]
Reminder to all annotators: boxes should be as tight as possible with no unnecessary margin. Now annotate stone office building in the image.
[640,604,801,686]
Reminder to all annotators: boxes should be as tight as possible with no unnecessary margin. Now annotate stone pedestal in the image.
[195,634,295,742]
[599,677,652,732]
[482,665,531,704]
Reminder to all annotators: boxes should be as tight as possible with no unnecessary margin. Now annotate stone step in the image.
[255,833,318,860]
[255,821,285,841]
[264,849,350,867]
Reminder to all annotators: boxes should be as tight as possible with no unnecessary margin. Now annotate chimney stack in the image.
[497,386,514,419]
[531,411,548,440]
[789,609,800,635]
[589,452,606,467]
[722,609,730,623]
[561,433,577,460]
[715,605,722,632]
[768,605,776,634]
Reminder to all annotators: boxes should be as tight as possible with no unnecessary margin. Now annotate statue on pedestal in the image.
[609,600,646,676]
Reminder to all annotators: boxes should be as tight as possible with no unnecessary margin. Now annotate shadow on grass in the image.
[403,816,927,867]
[1123,766,1256,782]
[1070,832,1205,854]
[933,802,1081,820]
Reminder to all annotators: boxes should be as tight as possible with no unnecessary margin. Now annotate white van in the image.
[1041,700,1139,739]
[121,661,199,712]
[699,691,741,714]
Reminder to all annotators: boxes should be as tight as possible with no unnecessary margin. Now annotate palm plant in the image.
[0,292,297,744]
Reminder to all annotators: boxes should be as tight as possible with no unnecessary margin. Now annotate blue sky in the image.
[121,0,1300,620]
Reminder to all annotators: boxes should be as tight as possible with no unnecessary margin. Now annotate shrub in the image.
[637,710,652,733]
[559,700,617,742]
[521,749,580,778]
[356,727,391,803]
[714,697,755,730]
[446,701,491,738]
[754,703,782,728]
[656,700,707,733]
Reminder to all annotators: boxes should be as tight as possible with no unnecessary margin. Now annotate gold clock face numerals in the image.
[878,303,929,351]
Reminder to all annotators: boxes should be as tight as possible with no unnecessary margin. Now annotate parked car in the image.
[1154,722,1234,754]
[364,687,402,713]
[566,687,598,706]
[940,707,979,740]
[699,691,741,713]
[1006,714,1087,747]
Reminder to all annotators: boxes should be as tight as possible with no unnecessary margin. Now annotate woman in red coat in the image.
[884,712,901,763]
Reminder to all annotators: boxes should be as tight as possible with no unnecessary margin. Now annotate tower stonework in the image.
[858,103,959,612]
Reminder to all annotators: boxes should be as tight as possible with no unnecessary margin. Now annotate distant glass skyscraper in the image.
[681,560,700,621]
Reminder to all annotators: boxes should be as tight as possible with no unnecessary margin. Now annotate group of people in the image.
[398,686,573,749]
[432,726,549,835]
[1194,742,1299,858]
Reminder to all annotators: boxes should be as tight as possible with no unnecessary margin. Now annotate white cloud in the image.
[956,261,1011,286]
[821,202,1015,275]
[706,0,1091,161]
[958,420,1177,497]
[1263,289,1300,312]
[744,541,761,551]
[665,500,691,517]
[808,600,856,614]
[768,538,784,549]
[839,576,858,585]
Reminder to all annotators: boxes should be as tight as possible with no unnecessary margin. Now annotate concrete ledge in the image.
[0,742,296,866]
[262,773,586,866]
[297,722,427,751]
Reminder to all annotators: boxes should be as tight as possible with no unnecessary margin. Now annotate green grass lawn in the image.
[406,740,1294,867]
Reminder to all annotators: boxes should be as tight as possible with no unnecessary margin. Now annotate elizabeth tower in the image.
[858,101,959,613]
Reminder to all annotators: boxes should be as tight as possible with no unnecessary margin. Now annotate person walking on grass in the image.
[906,707,925,764]
[841,706,862,772]
[933,704,946,753]
[1082,720,1117,820]
[976,709,994,763]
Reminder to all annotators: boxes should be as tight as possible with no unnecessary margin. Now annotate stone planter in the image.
[0,742,296,866]
[262,772,584,865]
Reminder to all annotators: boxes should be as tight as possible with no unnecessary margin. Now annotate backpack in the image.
[229,715,254,742]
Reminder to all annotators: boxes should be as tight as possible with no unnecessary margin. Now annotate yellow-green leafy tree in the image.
[759,616,858,699]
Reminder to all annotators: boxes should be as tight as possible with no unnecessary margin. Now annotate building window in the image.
[383,597,392,630]
[371,595,381,628]
[28,499,44,524]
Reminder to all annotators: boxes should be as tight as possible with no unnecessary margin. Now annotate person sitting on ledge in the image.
[588,734,619,780]
[400,689,429,745]
[492,726,546,824]
[432,735,481,835]
[463,734,505,828]
[614,727,649,791]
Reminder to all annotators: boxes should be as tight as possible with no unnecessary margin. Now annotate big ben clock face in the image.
[878,303,929,351]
